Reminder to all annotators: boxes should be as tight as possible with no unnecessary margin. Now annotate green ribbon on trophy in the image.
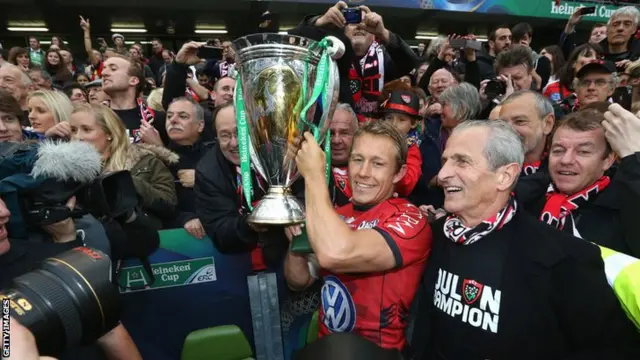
[234,37,334,253]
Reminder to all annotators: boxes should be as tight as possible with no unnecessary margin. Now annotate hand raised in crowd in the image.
[295,132,326,182]
[42,196,77,244]
[184,218,205,239]
[79,15,90,31]
[498,73,515,97]
[6,317,58,360]
[616,59,631,70]
[567,6,585,28]
[177,169,196,188]
[138,119,163,146]
[479,79,491,103]
[463,34,477,62]
[44,122,72,140]
[603,104,640,158]
[437,36,458,64]
[359,6,390,44]
[316,1,348,29]
[175,42,202,66]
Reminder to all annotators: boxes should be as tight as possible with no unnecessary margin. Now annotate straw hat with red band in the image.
[379,90,421,120]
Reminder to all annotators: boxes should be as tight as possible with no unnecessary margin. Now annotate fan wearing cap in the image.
[573,60,617,111]
[379,90,423,196]
[111,33,128,56]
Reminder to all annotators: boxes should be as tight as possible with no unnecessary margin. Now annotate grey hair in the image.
[29,67,52,83]
[169,96,204,123]
[334,103,358,131]
[426,36,447,62]
[453,120,525,172]
[609,6,640,26]
[501,90,554,119]
[572,72,618,92]
[2,63,33,88]
[439,82,482,122]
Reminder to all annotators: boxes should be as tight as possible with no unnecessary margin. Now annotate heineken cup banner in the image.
[422,0,620,22]
[278,0,621,22]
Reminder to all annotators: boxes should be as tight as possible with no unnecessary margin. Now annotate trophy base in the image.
[247,186,305,225]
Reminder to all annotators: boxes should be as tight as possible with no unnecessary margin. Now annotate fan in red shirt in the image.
[284,120,432,353]
[379,90,423,196]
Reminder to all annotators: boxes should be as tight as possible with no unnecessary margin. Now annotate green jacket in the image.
[125,144,178,226]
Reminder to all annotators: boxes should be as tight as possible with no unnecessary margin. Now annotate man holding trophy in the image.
[284,121,432,351]
[229,3,429,353]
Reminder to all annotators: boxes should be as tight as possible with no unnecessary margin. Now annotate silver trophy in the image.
[232,33,343,225]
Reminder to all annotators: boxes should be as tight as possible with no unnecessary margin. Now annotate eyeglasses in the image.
[218,132,237,142]
[578,79,611,88]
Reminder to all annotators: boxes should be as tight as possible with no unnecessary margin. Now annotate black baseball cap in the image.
[576,59,616,79]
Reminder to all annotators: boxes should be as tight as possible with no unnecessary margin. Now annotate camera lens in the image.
[0,247,121,356]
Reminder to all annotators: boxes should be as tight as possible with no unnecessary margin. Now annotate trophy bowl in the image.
[232,33,341,225]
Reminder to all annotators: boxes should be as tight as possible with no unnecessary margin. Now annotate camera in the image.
[24,170,139,226]
[485,79,506,100]
[559,93,578,114]
[342,8,362,24]
[0,247,121,357]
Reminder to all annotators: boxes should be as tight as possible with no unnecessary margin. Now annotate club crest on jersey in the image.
[463,279,483,305]
[321,275,356,333]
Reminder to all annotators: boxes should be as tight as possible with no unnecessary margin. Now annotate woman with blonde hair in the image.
[69,103,178,228]
[27,90,73,134]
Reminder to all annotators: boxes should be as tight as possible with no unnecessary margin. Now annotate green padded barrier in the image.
[180,325,255,360]
[306,310,320,345]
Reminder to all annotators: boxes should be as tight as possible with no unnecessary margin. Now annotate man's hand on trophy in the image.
[358,6,390,45]
[295,132,326,181]
[315,1,348,29]
[284,224,303,242]
[176,41,201,65]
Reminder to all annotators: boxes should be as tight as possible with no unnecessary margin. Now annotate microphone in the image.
[30,140,102,185]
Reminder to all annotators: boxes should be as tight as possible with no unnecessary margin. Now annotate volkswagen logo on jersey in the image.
[321,275,356,333]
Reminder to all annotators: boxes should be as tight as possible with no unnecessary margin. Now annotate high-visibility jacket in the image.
[600,246,640,329]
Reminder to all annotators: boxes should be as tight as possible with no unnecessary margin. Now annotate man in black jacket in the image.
[517,105,640,258]
[561,6,640,71]
[305,1,418,122]
[194,103,302,268]
[410,120,640,360]
[164,97,214,236]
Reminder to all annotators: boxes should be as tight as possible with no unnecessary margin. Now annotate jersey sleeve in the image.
[373,202,432,269]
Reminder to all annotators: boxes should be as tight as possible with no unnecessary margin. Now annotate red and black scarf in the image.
[540,176,610,229]
[349,41,385,122]
[131,98,156,143]
[522,152,547,176]
[444,197,517,245]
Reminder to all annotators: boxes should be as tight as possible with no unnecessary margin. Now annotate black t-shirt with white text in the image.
[430,223,510,360]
